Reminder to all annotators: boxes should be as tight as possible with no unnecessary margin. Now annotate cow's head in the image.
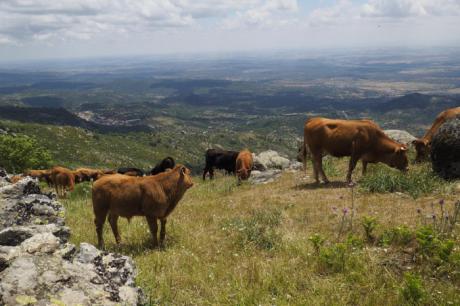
[412,139,430,163]
[388,145,409,172]
[179,166,194,189]
[237,168,251,181]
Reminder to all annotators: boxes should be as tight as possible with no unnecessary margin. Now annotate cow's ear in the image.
[180,166,186,175]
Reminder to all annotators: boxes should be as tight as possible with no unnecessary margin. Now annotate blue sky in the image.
[0,0,459,60]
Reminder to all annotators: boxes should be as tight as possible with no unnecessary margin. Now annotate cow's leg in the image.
[209,168,214,180]
[311,159,318,183]
[362,161,368,176]
[313,152,329,184]
[146,215,159,248]
[159,218,167,246]
[202,168,208,180]
[108,213,121,244]
[347,140,361,183]
[94,209,109,249]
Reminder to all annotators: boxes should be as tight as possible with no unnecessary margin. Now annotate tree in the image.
[0,134,52,173]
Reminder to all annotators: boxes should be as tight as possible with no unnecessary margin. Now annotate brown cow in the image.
[74,167,104,183]
[302,117,409,184]
[50,166,75,197]
[236,150,253,184]
[24,169,52,186]
[92,165,194,249]
[412,107,460,163]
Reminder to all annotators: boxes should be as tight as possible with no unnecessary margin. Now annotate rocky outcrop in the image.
[252,150,290,171]
[249,151,302,185]
[0,175,144,305]
[384,130,416,145]
[431,114,460,179]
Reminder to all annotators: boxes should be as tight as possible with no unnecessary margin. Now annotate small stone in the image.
[21,233,60,254]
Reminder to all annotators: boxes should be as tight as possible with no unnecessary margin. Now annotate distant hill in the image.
[0,106,151,133]
[376,93,460,112]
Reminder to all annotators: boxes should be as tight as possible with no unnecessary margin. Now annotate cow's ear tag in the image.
[400,146,407,151]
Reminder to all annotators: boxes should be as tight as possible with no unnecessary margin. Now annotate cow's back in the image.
[424,107,460,141]
[305,118,382,157]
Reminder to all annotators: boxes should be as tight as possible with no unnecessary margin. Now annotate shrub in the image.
[308,233,325,255]
[359,163,446,198]
[380,226,414,247]
[361,216,378,243]
[0,134,52,173]
[318,243,348,273]
[400,273,426,305]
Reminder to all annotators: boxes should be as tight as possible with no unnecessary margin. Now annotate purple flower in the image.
[439,199,445,206]
[416,208,422,214]
[432,214,436,220]
[343,207,349,215]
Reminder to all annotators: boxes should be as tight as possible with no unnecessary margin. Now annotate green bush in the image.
[359,164,446,198]
[318,243,348,273]
[361,216,378,243]
[0,134,52,173]
[400,273,426,305]
[380,226,414,247]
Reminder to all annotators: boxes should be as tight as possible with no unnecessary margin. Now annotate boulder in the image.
[431,114,460,179]
[384,130,417,145]
[253,150,290,171]
[0,169,144,305]
[250,170,282,185]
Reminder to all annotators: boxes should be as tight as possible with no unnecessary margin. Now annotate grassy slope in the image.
[0,119,298,173]
[60,160,459,305]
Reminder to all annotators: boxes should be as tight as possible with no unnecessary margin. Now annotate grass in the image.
[58,163,460,305]
[359,162,451,199]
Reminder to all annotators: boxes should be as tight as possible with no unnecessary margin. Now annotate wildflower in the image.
[439,199,445,206]
[416,208,422,214]
[432,214,436,220]
[343,207,349,215]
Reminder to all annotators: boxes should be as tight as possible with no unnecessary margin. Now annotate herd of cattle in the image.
[9,106,459,248]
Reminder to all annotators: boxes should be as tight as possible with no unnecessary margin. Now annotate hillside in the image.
[60,160,459,305]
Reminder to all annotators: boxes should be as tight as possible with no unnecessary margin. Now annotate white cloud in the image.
[361,0,460,18]
[0,0,300,45]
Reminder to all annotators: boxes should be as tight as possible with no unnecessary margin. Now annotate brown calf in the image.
[92,165,194,249]
[236,150,253,184]
[50,166,75,197]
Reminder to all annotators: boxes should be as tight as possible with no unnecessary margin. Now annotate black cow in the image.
[117,167,145,177]
[149,157,176,175]
[202,149,239,180]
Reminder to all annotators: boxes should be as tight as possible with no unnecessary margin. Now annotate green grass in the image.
[359,162,450,198]
[59,172,460,305]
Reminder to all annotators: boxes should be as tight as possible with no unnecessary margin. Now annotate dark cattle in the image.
[117,167,145,177]
[202,149,239,180]
[149,157,176,175]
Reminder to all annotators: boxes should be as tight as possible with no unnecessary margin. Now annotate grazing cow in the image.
[302,117,409,184]
[412,107,460,163]
[236,150,253,184]
[50,166,75,197]
[92,165,194,249]
[149,157,175,175]
[202,149,239,180]
[117,167,145,177]
[74,168,104,183]
[24,169,52,186]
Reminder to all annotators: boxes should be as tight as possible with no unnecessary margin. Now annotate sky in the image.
[0,0,460,61]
